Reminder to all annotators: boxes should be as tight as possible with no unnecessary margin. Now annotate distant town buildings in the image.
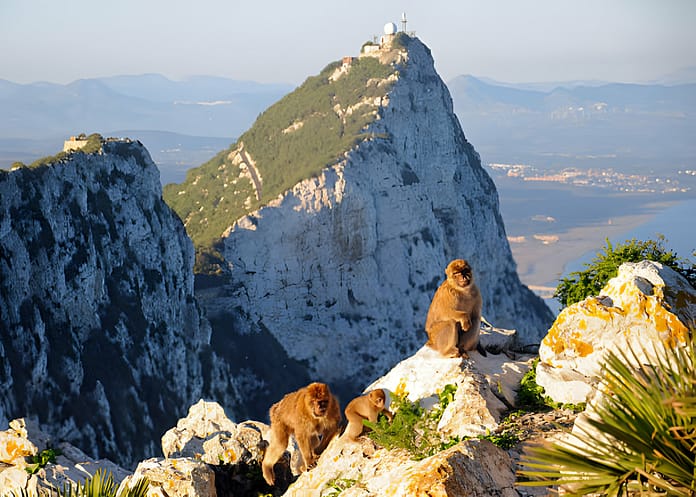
[487,163,693,194]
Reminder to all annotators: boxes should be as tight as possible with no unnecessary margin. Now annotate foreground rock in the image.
[367,329,532,439]
[536,260,696,403]
[0,418,127,493]
[286,436,517,497]
[119,399,289,497]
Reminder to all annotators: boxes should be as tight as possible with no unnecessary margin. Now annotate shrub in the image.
[365,383,459,460]
[28,133,104,169]
[324,477,359,496]
[554,236,696,307]
[25,447,61,475]
[517,337,696,496]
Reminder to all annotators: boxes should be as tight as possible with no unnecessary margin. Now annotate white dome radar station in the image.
[383,22,398,35]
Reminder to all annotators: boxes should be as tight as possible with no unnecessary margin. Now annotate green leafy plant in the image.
[323,476,359,496]
[478,428,520,450]
[516,358,557,410]
[365,383,459,460]
[3,469,149,497]
[554,236,696,307]
[25,447,62,475]
[518,337,696,496]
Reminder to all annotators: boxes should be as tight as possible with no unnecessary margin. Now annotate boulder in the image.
[161,399,267,466]
[118,458,216,497]
[0,417,128,494]
[285,436,517,497]
[537,261,696,404]
[366,340,533,438]
[156,399,294,496]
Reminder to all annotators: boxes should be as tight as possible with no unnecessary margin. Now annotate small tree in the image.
[554,236,695,308]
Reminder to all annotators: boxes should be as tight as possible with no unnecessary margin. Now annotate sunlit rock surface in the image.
[537,260,696,403]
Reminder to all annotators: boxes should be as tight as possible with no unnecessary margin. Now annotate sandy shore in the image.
[509,211,664,296]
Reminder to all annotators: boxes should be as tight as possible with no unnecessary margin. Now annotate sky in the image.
[1,0,696,86]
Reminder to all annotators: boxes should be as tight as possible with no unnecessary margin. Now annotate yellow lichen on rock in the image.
[0,431,36,465]
[537,261,696,405]
[389,459,449,497]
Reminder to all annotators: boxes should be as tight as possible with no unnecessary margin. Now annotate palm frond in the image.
[518,336,696,496]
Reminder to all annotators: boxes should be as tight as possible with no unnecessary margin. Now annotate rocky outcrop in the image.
[287,437,518,497]
[160,399,267,467]
[366,332,533,439]
[0,417,128,493]
[536,260,696,403]
[202,35,553,410]
[0,141,210,467]
[0,333,561,496]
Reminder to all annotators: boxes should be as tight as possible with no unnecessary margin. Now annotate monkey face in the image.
[369,390,385,408]
[447,259,473,288]
[307,383,331,417]
[313,400,328,417]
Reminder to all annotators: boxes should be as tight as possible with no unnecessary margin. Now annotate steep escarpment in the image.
[0,141,209,467]
[168,34,554,409]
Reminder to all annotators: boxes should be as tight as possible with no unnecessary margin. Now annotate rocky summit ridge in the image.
[185,34,554,407]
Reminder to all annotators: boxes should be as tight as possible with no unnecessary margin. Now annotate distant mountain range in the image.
[448,75,696,173]
[0,75,293,179]
[1,72,694,179]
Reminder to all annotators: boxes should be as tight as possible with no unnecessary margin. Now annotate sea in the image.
[544,196,694,315]
[564,197,696,275]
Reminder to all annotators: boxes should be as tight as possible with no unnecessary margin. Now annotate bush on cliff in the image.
[163,54,396,253]
[554,236,696,307]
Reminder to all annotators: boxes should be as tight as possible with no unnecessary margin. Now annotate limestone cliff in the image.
[187,36,554,406]
[0,141,209,467]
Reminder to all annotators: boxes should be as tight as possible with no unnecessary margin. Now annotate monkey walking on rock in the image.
[425,259,487,358]
[261,382,342,486]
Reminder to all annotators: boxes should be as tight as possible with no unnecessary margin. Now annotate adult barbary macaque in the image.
[425,258,483,357]
[343,389,393,441]
[262,382,342,486]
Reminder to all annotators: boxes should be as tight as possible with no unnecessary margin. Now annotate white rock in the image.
[286,436,516,497]
[0,417,128,495]
[161,399,267,466]
[366,345,533,438]
[537,260,695,404]
[118,457,216,497]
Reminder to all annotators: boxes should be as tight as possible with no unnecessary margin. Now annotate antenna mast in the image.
[401,12,408,32]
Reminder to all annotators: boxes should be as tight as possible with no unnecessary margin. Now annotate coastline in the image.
[508,198,690,302]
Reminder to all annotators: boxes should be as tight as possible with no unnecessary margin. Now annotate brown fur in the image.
[342,389,393,441]
[425,259,483,357]
[261,382,342,486]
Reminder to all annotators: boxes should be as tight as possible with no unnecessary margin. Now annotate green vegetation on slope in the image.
[554,236,696,307]
[163,53,398,253]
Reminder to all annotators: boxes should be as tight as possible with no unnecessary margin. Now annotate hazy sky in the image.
[2,0,695,85]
